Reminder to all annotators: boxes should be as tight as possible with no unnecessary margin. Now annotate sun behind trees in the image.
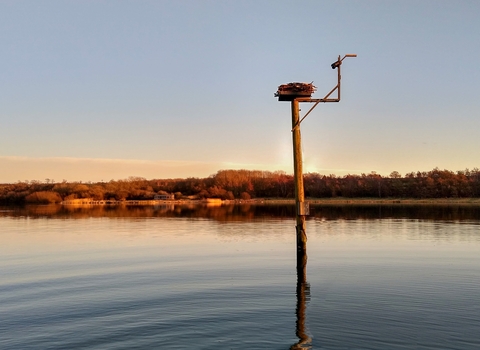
[1,168,480,205]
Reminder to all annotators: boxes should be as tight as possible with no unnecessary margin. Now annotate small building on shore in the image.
[154,193,175,200]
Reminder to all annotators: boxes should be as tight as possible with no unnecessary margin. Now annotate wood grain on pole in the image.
[291,99,307,254]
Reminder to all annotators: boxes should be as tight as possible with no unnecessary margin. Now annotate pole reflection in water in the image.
[291,236,312,349]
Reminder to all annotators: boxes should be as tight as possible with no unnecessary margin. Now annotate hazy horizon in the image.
[1,155,478,184]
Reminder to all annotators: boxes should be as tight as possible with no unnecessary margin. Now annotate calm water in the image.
[1,204,479,349]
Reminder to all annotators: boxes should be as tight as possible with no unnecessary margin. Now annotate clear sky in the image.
[1,0,479,183]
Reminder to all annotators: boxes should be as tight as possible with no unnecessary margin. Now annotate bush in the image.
[240,192,251,200]
[25,191,62,204]
[174,192,183,199]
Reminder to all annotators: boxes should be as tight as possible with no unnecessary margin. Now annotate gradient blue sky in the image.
[1,0,479,182]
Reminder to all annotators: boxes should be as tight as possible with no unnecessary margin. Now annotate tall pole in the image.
[276,54,355,350]
[291,99,307,256]
[291,98,309,349]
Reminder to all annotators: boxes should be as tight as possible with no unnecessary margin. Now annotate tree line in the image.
[1,167,480,205]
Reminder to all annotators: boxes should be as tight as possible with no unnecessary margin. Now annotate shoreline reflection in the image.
[1,203,480,222]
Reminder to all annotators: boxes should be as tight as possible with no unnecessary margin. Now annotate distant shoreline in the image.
[58,197,480,206]
[262,198,480,205]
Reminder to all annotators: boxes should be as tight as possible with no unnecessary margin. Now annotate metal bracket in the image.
[291,54,356,131]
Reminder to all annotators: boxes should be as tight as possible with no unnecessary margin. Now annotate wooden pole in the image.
[291,99,307,255]
[290,99,310,349]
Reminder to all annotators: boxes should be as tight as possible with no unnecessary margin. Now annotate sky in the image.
[1,0,479,183]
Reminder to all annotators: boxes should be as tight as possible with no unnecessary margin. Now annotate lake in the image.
[1,204,479,349]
